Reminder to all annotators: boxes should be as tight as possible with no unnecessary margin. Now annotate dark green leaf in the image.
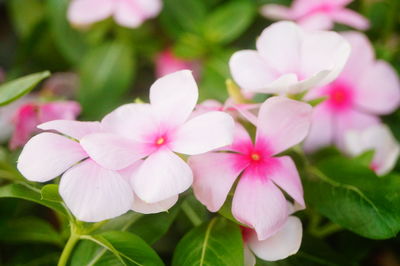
[172,217,244,266]
[82,231,164,266]
[304,156,400,239]
[0,183,67,215]
[0,216,62,246]
[0,71,50,106]
[203,1,256,45]
[78,41,135,119]
[41,184,62,202]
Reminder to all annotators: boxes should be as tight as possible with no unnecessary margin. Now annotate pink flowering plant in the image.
[1,0,400,265]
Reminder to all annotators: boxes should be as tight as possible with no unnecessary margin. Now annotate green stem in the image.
[57,225,80,266]
[311,223,343,238]
[181,201,202,226]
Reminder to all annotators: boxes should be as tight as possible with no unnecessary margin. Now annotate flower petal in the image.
[232,173,289,240]
[60,159,133,222]
[38,120,102,140]
[256,96,312,155]
[229,50,297,93]
[101,103,157,142]
[302,104,334,153]
[189,152,245,212]
[298,13,334,30]
[131,149,193,203]
[260,4,292,20]
[269,156,305,208]
[170,111,234,155]
[247,216,302,261]
[67,0,114,27]
[17,133,87,182]
[150,70,198,126]
[244,245,256,266]
[132,194,178,214]
[355,61,400,115]
[80,133,149,170]
[332,9,370,30]
[300,30,351,89]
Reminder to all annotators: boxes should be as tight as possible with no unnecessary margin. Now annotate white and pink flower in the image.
[261,0,369,31]
[155,49,200,79]
[344,124,400,176]
[229,21,351,95]
[189,96,312,240]
[79,70,234,204]
[68,0,162,28]
[303,32,400,152]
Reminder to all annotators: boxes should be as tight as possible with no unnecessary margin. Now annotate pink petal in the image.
[332,9,370,30]
[355,61,400,115]
[60,159,133,222]
[67,0,114,26]
[256,96,312,155]
[102,103,157,142]
[298,13,334,30]
[334,109,380,150]
[131,148,193,203]
[38,101,81,123]
[247,216,302,261]
[9,104,39,150]
[80,133,149,170]
[256,21,302,74]
[189,152,246,212]
[303,104,334,153]
[156,49,192,78]
[229,50,297,93]
[38,120,102,140]
[232,173,289,240]
[170,111,234,155]
[149,70,198,127]
[260,4,292,20]
[17,133,87,182]
[269,156,305,208]
[132,194,178,214]
[115,0,162,28]
[229,123,253,154]
[300,29,351,90]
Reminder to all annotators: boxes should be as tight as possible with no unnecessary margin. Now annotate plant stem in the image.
[57,225,80,266]
[181,201,202,226]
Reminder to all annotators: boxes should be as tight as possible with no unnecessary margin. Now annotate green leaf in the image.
[172,217,244,266]
[46,0,87,64]
[203,1,256,45]
[0,183,67,215]
[0,71,50,106]
[41,184,62,202]
[304,156,400,239]
[78,41,135,119]
[81,231,164,266]
[7,0,45,38]
[160,0,206,38]
[0,216,62,246]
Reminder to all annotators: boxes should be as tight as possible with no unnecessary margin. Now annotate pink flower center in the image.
[325,82,354,112]
[156,137,165,146]
[250,152,261,161]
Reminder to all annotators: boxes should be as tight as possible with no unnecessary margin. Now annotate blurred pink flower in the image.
[155,49,200,79]
[80,70,234,204]
[303,32,400,152]
[9,101,81,150]
[242,215,302,265]
[261,0,369,30]
[344,124,400,176]
[17,119,177,221]
[189,96,312,240]
[68,0,162,28]
[229,21,350,95]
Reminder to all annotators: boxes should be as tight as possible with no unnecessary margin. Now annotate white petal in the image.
[60,159,133,222]
[132,194,178,214]
[38,120,102,140]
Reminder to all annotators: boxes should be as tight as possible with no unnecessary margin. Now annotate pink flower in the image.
[261,0,369,30]
[189,96,312,240]
[68,0,162,28]
[303,32,400,152]
[17,120,177,221]
[242,215,302,265]
[80,70,235,204]
[344,124,400,176]
[229,21,351,95]
[155,49,200,79]
[10,101,81,150]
